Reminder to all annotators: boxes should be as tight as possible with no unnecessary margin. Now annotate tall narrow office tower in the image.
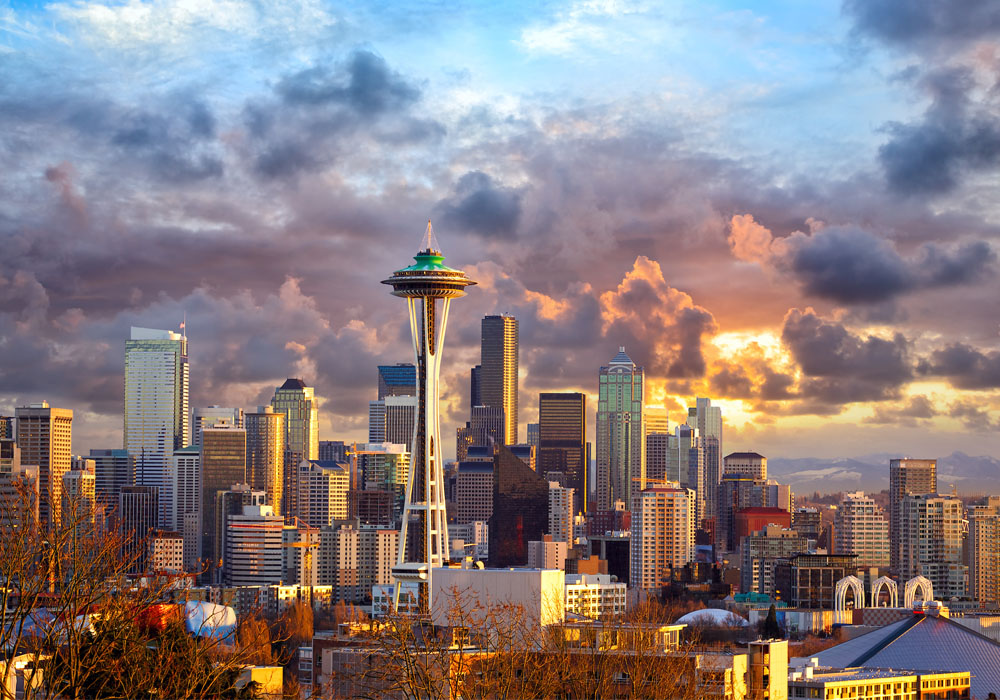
[889,458,937,573]
[596,348,645,512]
[538,393,587,514]
[271,378,319,517]
[382,221,476,612]
[686,398,722,518]
[200,424,246,582]
[124,326,189,529]
[16,402,73,530]
[480,314,518,445]
[245,406,285,513]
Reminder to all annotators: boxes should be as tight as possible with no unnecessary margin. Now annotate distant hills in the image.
[767,452,1000,496]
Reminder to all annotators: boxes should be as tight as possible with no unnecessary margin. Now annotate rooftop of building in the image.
[724,451,765,460]
[736,507,790,515]
[278,378,307,390]
[608,346,634,365]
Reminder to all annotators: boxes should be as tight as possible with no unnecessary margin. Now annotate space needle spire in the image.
[383,220,476,613]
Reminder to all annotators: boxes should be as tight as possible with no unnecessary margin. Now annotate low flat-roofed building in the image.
[564,573,626,620]
[431,565,565,627]
[788,666,970,700]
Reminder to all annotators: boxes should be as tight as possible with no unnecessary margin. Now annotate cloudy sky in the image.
[2,0,999,461]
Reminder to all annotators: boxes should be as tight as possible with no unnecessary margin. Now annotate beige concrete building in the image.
[889,458,936,572]
[834,491,889,569]
[723,452,766,480]
[15,402,72,530]
[630,486,695,591]
[548,482,574,543]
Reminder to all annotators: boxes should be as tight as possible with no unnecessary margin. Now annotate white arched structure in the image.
[870,576,898,608]
[835,575,865,611]
[904,576,933,608]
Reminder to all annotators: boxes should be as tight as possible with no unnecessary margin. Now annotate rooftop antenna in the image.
[181,311,186,340]
[420,219,441,254]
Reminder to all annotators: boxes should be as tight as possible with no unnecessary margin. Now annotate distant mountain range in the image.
[767,452,1000,496]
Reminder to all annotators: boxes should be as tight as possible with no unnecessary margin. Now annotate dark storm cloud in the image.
[918,343,1000,389]
[730,216,996,305]
[787,227,911,303]
[276,51,420,114]
[782,308,912,403]
[843,0,1000,48]
[436,171,523,239]
[245,49,442,179]
[878,67,1000,196]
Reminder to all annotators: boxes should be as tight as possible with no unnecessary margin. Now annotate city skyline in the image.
[1,1,999,463]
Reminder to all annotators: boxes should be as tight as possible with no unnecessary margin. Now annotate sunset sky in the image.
[1,0,998,460]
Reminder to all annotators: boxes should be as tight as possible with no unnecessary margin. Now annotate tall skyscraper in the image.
[834,491,890,570]
[191,406,244,447]
[124,327,189,529]
[245,406,285,514]
[382,222,475,610]
[630,486,694,591]
[969,497,1000,606]
[596,348,645,511]
[538,392,587,514]
[16,402,73,530]
[900,493,966,599]
[480,314,518,445]
[686,398,722,518]
[271,378,319,517]
[669,424,705,520]
[889,458,937,573]
[377,363,417,399]
[200,424,246,579]
[170,445,201,570]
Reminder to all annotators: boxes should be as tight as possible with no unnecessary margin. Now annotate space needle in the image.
[383,221,476,613]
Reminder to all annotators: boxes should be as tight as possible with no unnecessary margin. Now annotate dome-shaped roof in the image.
[676,608,749,627]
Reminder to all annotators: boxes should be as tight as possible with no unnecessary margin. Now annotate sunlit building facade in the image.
[124,327,189,529]
[480,314,518,446]
[16,401,73,530]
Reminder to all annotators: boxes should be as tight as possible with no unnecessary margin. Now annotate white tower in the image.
[383,221,476,613]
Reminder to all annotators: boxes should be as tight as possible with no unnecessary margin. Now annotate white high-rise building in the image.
[630,486,694,591]
[224,504,284,587]
[125,327,189,529]
[835,491,889,570]
[548,482,574,543]
[296,459,349,527]
[368,395,417,446]
[171,446,201,570]
[191,406,244,448]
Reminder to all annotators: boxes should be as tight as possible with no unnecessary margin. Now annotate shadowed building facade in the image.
[538,392,587,515]
[489,444,549,568]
